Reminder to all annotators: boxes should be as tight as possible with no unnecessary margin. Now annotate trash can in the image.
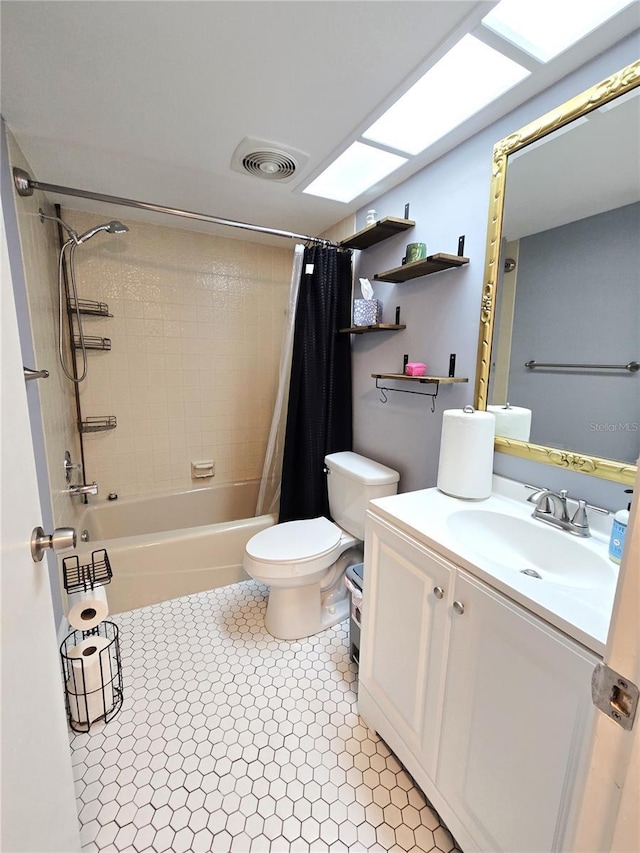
[344,562,364,664]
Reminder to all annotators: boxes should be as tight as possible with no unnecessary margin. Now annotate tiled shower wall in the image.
[62,209,293,497]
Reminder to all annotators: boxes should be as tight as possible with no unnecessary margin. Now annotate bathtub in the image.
[74,481,275,614]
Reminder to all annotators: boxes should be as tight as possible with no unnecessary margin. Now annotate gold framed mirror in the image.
[475,60,640,486]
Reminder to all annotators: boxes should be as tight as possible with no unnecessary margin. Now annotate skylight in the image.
[362,35,530,156]
[302,142,408,203]
[482,0,636,63]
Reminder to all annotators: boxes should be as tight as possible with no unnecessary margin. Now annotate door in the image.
[573,466,640,853]
[1,205,81,850]
[358,515,451,777]
[436,570,598,853]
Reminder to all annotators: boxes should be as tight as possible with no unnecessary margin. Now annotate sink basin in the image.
[447,509,616,589]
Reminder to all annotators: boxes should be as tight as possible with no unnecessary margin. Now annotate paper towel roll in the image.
[437,407,496,500]
[67,636,114,724]
[67,585,109,631]
[488,404,532,442]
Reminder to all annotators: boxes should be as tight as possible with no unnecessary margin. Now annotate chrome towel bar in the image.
[525,360,639,373]
[24,366,50,381]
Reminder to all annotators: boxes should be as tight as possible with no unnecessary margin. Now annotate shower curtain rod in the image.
[13,167,339,247]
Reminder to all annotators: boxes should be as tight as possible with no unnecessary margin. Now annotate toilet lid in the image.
[246,517,342,564]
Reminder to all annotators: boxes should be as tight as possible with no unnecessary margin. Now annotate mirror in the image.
[475,60,640,485]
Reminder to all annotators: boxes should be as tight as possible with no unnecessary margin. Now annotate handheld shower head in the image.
[76,220,129,243]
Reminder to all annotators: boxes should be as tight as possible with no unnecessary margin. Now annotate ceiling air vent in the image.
[231,138,309,183]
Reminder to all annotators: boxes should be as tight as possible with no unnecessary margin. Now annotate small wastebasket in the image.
[344,562,364,664]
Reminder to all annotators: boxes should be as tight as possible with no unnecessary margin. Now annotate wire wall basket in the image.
[72,335,112,351]
[60,621,123,733]
[79,416,117,433]
[63,549,112,594]
[68,298,113,317]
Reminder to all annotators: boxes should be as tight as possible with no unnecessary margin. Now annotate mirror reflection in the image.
[488,87,640,465]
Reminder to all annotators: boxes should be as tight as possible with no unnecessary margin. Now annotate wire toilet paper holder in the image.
[60,621,123,732]
[61,548,122,731]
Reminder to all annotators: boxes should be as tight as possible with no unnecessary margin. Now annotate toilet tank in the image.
[325,451,399,540]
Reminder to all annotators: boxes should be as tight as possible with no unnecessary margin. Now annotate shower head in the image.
[39,208,128,244]
[76,220,129,243]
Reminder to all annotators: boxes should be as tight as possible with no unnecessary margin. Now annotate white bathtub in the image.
[75,481,275,614]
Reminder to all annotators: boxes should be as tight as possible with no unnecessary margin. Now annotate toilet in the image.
[244,451,399,640]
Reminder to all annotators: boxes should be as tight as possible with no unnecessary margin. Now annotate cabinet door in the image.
[437,571,598,853]
[359,516,452,776]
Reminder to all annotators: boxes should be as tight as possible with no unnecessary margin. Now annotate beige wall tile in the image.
[61,209,293,496]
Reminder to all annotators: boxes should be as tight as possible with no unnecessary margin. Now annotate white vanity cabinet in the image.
[358,515,452,779]
[358,512,599,853]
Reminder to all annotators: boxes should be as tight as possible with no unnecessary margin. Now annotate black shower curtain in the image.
[279,246,353,523]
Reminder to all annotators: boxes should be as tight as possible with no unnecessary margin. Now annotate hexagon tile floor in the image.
[71,580,462,853]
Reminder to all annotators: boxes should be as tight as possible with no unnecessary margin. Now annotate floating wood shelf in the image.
[339,324,406,335]
[372,373,468,384]
[374,253,469,283]
[372,372,469,410]
[339,217,415,250]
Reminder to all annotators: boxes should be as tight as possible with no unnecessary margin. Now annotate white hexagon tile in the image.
[71,581,462,853]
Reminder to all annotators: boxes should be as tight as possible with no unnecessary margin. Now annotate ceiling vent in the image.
[231,138,309,183]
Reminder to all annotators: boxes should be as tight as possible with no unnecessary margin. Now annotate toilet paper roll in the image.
[488,404,532,442]
[437,407,496,500]
[67,585,109,631]
[67,636,114,724]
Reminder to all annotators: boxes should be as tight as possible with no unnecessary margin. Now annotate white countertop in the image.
[368,476,618,656]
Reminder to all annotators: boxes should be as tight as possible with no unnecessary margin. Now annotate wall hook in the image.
[379,386,388,404]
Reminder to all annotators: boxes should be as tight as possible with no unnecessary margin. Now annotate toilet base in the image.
[265,583,350,641]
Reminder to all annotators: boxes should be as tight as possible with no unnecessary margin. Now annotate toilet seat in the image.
[245,517,343,579]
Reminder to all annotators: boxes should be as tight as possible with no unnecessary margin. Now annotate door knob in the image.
[453,600,465,615]
[30,526,76,562]
[433,586,445,599]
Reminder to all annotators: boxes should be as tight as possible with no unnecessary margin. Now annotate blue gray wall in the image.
[351,34,639,511]
[508,202,639,463]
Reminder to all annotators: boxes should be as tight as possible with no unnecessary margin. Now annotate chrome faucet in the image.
[527,488,590,537]
[68,482,99,497]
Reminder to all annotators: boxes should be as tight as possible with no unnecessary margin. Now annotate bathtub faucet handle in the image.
[108,493,118,501]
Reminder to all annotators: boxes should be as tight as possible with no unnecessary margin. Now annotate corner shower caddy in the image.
[60,549,123,732]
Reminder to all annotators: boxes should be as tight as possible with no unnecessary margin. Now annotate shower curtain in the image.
[256,244,305,516]
[279,245,353,523]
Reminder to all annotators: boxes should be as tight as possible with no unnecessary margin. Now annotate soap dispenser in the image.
[608,489,633,564]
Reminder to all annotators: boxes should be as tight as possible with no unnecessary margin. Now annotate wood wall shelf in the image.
[339,324,406,335]
[372,373,468,384]
[340,217,415,250]
[374,253,469,283]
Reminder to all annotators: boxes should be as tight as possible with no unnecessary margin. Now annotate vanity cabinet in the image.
[360,519,452,778]
[359,513,598,853]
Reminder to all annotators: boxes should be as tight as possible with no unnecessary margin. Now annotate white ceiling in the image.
[504,88,640,239]
[1,1,639,243]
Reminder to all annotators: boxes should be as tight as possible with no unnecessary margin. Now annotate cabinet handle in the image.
[433,586,444,600]
[453,601,465,615]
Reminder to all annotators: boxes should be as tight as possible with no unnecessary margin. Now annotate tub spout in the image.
[68,482,99,497]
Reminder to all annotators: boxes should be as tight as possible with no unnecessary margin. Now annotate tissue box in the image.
[353,299,382,326]
[405,362,427,376]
